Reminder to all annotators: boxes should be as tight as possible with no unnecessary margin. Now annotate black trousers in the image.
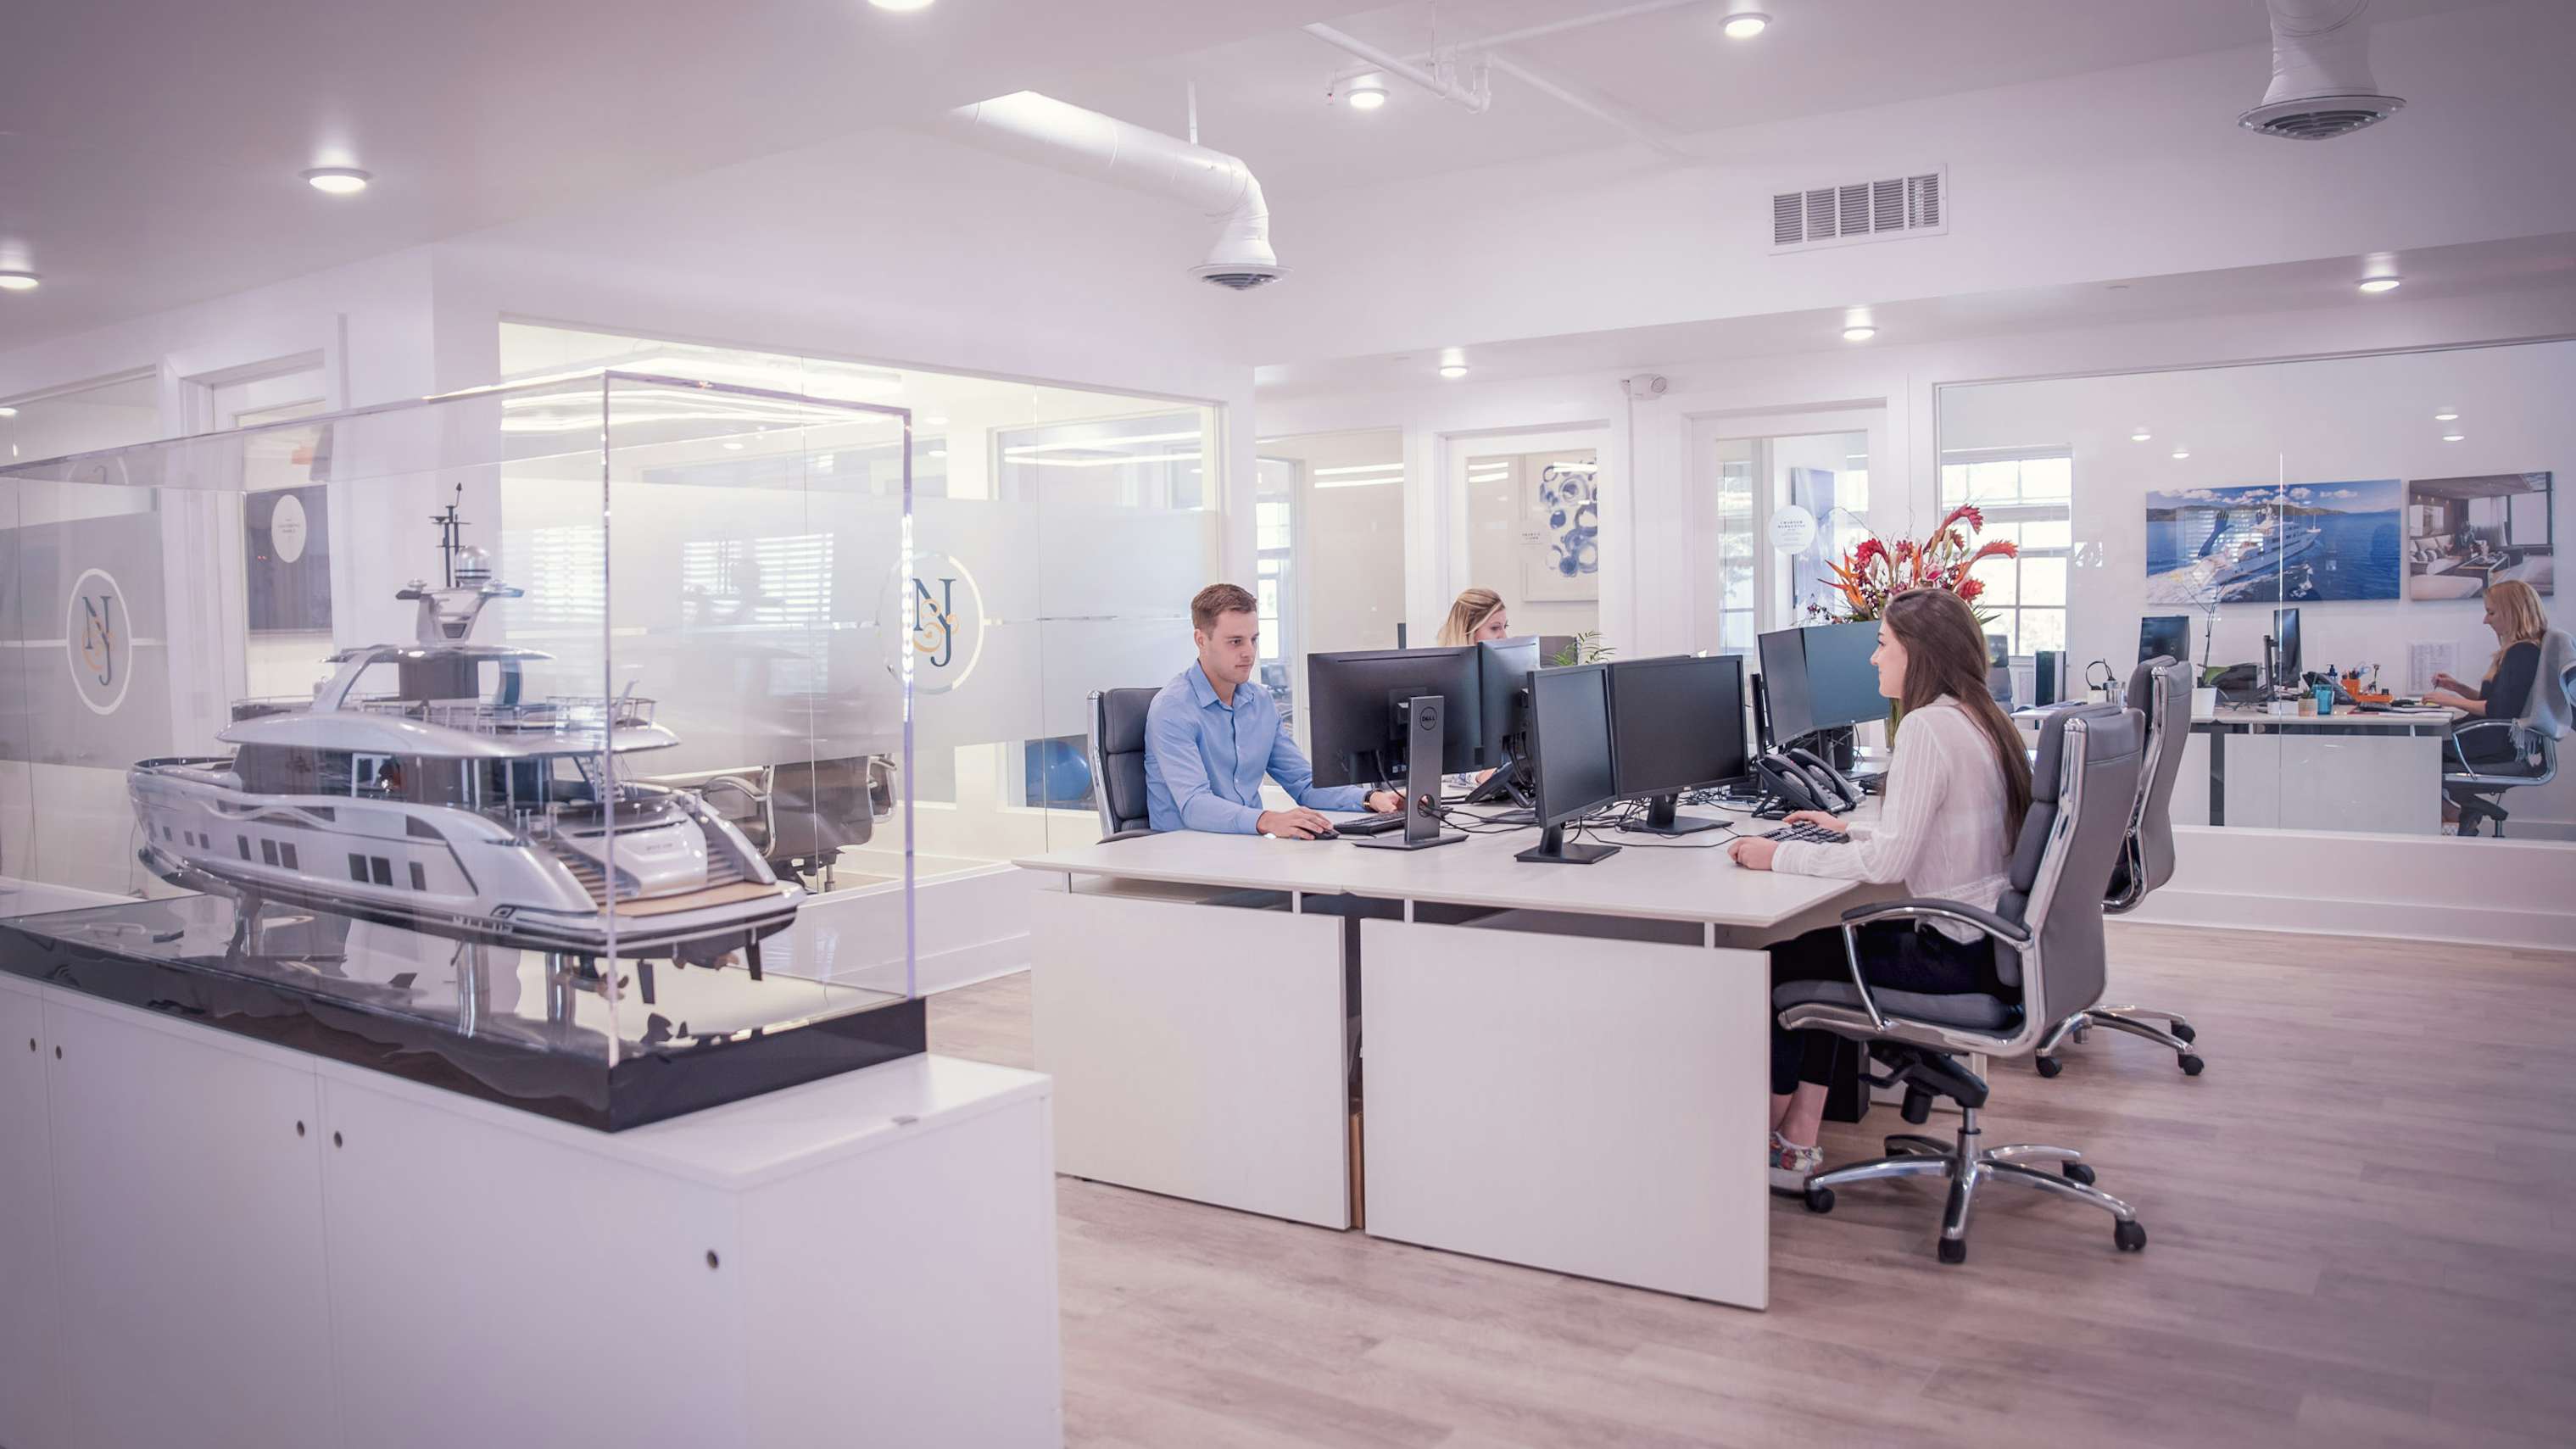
[1770,922,2004,1098]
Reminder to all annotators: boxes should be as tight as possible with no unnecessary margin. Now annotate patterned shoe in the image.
[1770,1133,1824,1192]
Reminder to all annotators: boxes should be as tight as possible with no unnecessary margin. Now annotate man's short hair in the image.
[1191,582,1259,633]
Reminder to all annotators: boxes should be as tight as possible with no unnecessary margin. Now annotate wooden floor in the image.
[928,922,2576,1448]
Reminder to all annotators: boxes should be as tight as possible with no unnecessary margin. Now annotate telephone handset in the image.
[1784,747,1865,811]
[1753,749,1856,815]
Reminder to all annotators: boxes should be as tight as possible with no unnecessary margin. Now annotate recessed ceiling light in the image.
[1347,73,1391,110]
[867,0,937,10]
[1722,3,1771,39]
[2131,430,2152,442]
[722,440,745,451]
[2356,276,2400,293]
[303,167,371,195]
[929,448,948,459]
[1440,364,1469,379]
[0,271,39,292]
[925,415,948,427]
[0,407,16,417]
[1842,326,1876,342]
[2172,448,2191,460]
[2433,409,2458,421]
[2442,432,2465,443]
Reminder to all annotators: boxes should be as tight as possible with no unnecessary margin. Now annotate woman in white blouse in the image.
[1728,588,2035,1189]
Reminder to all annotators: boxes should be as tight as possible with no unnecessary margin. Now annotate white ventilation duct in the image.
[946,92,1282,290]
[2239,0,2405,140]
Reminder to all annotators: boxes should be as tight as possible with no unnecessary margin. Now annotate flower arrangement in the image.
[1802,502,2017,627]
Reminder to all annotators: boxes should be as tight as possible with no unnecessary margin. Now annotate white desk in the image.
[1014,812,1864,1310]
[2017,703,2459,835]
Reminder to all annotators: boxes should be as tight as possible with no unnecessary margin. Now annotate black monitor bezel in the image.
[1605,653,1749,800]
[1522,660,1617,829]
[1305,645,1486,789]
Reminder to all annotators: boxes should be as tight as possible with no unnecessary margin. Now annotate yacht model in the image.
[131,528,802,964]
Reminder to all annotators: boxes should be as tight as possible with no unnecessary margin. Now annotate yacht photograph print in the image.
[2144,478,2402,605]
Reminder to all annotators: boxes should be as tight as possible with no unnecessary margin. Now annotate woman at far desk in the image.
[1439,588,1514,791]
[2423,578,2549,825]
[1726,588,2034,1191]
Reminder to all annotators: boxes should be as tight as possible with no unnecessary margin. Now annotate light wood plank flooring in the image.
[928,922,2576,1448]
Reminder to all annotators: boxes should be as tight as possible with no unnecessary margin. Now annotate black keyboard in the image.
[1762,823,1851,846]
[1335,812,1408,837]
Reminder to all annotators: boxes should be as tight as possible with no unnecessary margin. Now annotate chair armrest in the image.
[1838,896,2032,946]
[2447,718,2516,773]
[1096,828,1157,844]
[1832,898,2031,1034]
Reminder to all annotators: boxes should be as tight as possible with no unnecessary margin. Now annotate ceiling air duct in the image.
[2239,0,2405,140]
[947,92,1283,290]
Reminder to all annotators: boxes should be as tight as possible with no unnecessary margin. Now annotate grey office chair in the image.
[1087,688,1162,843]
[1778,704,2148,1264]
[2445,631,2573,838]
[2036,655,2203,1077]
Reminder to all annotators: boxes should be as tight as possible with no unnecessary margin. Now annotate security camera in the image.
[1623,373,1668,399]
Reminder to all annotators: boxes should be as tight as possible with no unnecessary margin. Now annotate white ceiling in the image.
[1051,0,2500,198]
[0,0,1338,350]
[0,0,2515,355]
[1252,231,2576,398]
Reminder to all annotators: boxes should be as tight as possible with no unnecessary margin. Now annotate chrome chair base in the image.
[1802,1109,2145,1264]
[2034,1004,2204,1077]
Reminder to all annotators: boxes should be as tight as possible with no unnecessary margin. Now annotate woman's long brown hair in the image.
[1882,588,2033,839]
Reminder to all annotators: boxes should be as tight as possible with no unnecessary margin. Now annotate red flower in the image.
[1964,538,2020,567]
[1852,537,1887,571]
[1939,502,1986,534]
[1957,577,1986,602]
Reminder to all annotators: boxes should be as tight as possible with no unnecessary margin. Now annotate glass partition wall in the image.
[1940,340,2572,844]
[500,325,1226,989]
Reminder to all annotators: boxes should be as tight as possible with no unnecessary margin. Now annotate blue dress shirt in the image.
[1143,663,1371,833]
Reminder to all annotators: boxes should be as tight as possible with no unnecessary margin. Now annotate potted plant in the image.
[1802,503,2016,736]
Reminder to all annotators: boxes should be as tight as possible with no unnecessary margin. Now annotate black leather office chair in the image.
[2036,655,2203,1077]
[2445,631,2573,838]
[1088,688,1161,842]
[1778,703,2148,1264]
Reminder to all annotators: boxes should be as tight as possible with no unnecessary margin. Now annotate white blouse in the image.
[1770,696,2015,943]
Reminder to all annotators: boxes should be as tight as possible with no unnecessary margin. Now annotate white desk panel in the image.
[1360,918,1771,1308]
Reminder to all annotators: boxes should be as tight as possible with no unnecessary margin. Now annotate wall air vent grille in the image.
[1770,167,1948,253]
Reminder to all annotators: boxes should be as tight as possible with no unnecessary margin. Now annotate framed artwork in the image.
[2144,479,2403,604]
[246,483,333,632]
[1518,451,1601,602]
[2405,472,2553,599]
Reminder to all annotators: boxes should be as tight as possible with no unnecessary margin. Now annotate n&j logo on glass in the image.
[881,553,984,695]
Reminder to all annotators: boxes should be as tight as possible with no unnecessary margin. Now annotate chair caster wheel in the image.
[2061,1162,2097,1186]
[2036,1056,2064,1078]
[2171,1023,2197,1044]
[1938,1236,1967,1265]
[2178,1053,2205,1076]
[1804,1186,1835,1214]
[2115,1219,2147,1253]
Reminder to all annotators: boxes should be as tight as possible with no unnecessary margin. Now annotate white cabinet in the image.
[0,983,1062,1449]
[0,977,61,1449]
[43,995,337,1449]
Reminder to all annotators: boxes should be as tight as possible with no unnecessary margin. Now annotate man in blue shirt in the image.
[1146,583,1402,837]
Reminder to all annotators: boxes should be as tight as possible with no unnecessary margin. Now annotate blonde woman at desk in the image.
[1439,588,1513,789]
[2424,578,2550,824]
[1727,588,2034,1190]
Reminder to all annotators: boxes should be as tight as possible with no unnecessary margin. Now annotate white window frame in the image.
[1938,445,2073,658]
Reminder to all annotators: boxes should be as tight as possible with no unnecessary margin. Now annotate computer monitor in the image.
[1756,621,1883,747]
[1607,655,1746,836]
[1306,646,1484,790]
[1514,662,1620,865]
[2272,606,2302,685]
[2138,615,2189,666]
[1474,637,1542,770]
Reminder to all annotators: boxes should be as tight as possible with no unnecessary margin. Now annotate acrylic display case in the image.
[0,372,927,1128]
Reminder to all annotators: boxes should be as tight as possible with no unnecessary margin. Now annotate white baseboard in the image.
[2141,825,2576,949]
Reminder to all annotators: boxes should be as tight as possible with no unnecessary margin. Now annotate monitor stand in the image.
[1619,792,1722,835]
[1516,822,1619,865]
[1354,694,1465,851]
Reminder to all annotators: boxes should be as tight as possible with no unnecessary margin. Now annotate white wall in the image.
[1234,0,2576,369]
